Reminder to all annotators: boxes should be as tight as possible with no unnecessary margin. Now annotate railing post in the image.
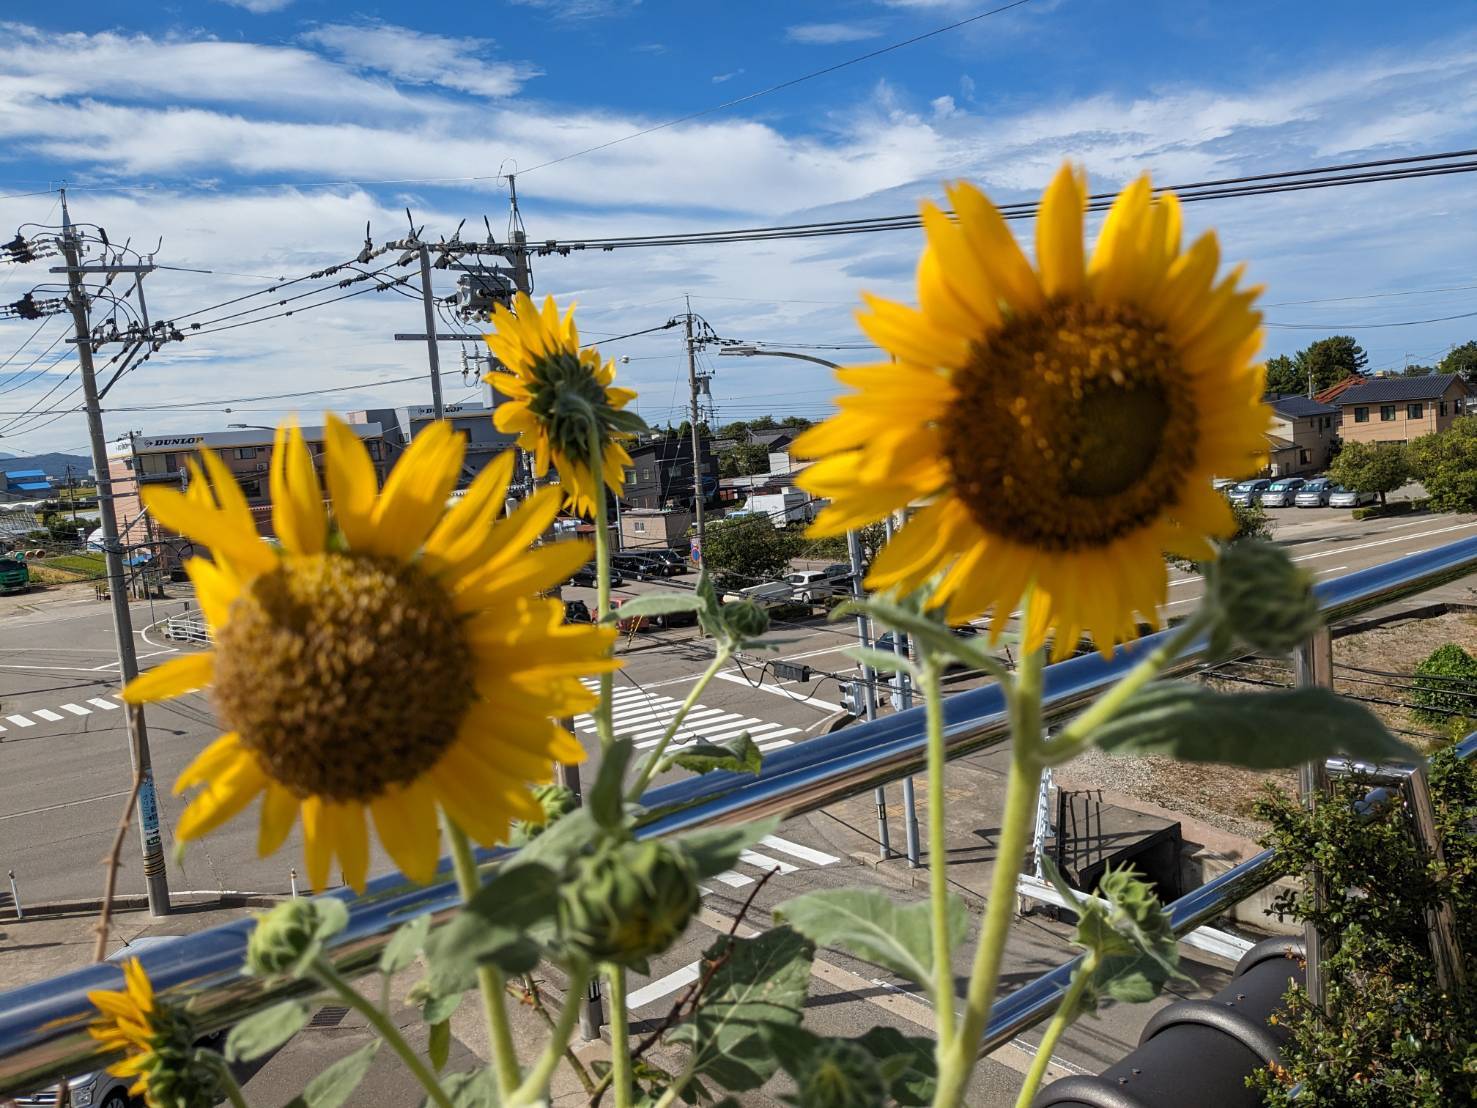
[1400,764,1466,994]
[1293,627,1333,1011]
[6,870,20,920]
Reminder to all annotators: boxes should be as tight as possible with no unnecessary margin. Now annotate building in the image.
[1264,394,1339,476]
[619,507,693,552]
[746,488,815,525]
[347,401,517,487]
[2,469,55,498]
[1335,373,1472,446]
[107,423,387,553]
[621,434,718,511]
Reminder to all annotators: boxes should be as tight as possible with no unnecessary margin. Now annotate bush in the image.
[1352,497,1428,521]
[1407,416,1477,512]
[1167,497,1269,571]
[1328,440,1410,506]
[1411,643,1477,725]
[1250,747,1477,1106]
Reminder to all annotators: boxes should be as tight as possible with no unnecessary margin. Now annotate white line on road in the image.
[712,671,844,712]
[1290,521,1477,563]
[32,709,63,721]
[60,703,91,715]
[1165,566,1348,607]
[760,836,839,866]
[0,789,131,821]
[737,849,797,875]
[87,698,121,710]
[627,962,701,1010]
[5,714,35,728]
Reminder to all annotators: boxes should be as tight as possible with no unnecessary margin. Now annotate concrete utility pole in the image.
[58,190,170,917]
[684,299,706,563]
[417,246,446,420]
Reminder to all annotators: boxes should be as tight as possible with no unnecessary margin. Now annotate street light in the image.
[717,345,840,370]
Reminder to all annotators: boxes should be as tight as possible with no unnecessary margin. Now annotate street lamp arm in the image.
[719,346,841,369]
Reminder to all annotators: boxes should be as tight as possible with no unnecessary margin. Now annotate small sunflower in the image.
[797,165,1271,658]
[87,958,204,1106]
[123,417,616,891]
[483,292,640,517]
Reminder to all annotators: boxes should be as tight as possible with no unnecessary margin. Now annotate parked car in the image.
[1227,478,1271,505]
[1329,486,1378,508]
[787,570,840,603]
[875,625,985,674]
[1294,478,1336,507]
[570,562,624,588]
[563,599,592,623]
[1211,477,1238,491]
[722,581,794,608]
[1259,477,1307,508]
[607,596,696,632]
[612,552,664,580]
[645,549,692,576]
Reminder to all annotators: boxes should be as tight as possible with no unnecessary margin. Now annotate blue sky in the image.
[3,1,1477,453]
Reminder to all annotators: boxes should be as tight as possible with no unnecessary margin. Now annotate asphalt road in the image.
[3,503,1475,1103]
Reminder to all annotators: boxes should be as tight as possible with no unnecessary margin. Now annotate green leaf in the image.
[672,818,780,880]
[774,888,967,994]
[381,914,431,976]
[287,1040,380,1108]
[694,570,725,640]
[418,991,461,1026]
[224,999,310,1062]
[1092,684,1415,768]
[856,1027,938,1106]
[844,646,919,677]
[428,1018,451,1073]
[423,863,560,995]
[508,807,597,874]
[600,592,703,621]
[427,1068,498,1108]
[833,595,1010,682]
[590,738,634,828]
[668,734,762,777]
[667,926,815,1091]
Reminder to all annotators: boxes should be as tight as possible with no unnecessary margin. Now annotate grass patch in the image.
[38,552,107,578]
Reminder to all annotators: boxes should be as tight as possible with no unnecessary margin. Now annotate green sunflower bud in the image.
[245,897,347,979]
[140,1016,222,1108]
[557,839,698,967]
[509,783,577,846]
[1203,539,1322,656]
[722,599,770,642]
[785,1039,887,1108]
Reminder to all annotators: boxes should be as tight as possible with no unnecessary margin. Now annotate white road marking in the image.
[1290,521,1477,563]
[760,835,839,866]
[758,738,795,750]
[737,849,797,875]
[711,671,844,712]
[60,703,91,715]
[628,708,730,739]
[5,714,34,728]
[627,962,701,1010]
[712,870,754,888]
[32,709,63,722]
[87,698,121,710]
[1165,565,1348,607]
[0,789,132,821]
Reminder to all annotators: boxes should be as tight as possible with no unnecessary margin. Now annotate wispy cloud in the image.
[300,22,539,99]
[712,69,745,84]
[218,0,293,11]
[505,0,641,19]
[785,23,882,45]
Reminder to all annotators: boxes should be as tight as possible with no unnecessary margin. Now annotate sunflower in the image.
[122,417,616,892]
[483,292,639,517]
[87,958,200,1106]
[796,165,1270,658]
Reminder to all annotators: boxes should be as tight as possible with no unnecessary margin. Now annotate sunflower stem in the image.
[505,963,591,1106]
[626,647,730,801]
[1012,949,1097,1108]
[1039,610,1213,766]
[588,419,617,752]
[917,648,957,1055]
[199,1050,251,1108]
[445,820,522,1099]
[935,629,1045,1108]
[605,963,635,1108]
[310,959,454,1108]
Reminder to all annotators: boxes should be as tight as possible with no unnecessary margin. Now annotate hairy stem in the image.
[626,648,730,801]
[605,964,634,1108]
[310,959,454,1108]
[507,965,592,1105]
[519,975,596,1095]
[200,1050,252,1108]
[918,650,956,1053]
[445,820,521,1099]
[1012,952,1096,1108]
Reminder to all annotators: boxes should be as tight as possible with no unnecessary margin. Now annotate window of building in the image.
[234,446,257,460]
[623,468,635,485]
[1380,405,1396,421]
[1440,401,1448,417]
[163,452,178,472]
[1408,403,1424,419]
[1299,449,1310,464]
[238,479,262,499]
[1354,406,1369,423]
[633,520,646,533]
[366,442,382,460]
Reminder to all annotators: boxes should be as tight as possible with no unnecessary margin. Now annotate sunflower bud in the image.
[557,839,698,966]
[722,599,770,642]
[786,1039,887,1108]
[245,897,347,979]
[509,783,577,846]
[1203,539,1322,656]
[140,1013,222,1108]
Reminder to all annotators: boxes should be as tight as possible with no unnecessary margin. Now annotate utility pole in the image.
[58,190,170,916]
[684,298,706,563]
[417,245,445,421]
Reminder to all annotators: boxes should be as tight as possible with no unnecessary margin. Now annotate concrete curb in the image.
[7,889,285,920]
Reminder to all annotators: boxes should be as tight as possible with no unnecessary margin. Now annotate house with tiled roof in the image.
[1336,373,1471,445]
[1264,394,1339,476]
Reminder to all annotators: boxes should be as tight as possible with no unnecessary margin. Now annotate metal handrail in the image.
[2,535,1475,1095]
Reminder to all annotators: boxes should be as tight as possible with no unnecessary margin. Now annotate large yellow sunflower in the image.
[123,417,616,892]
[483,292,639,517]
[87,958,169,1101]
[797,165,1271,659]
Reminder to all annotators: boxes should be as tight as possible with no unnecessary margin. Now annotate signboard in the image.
[689,537,701,565]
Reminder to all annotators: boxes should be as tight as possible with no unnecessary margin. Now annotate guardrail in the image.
[161,611,211,645]
[2,535,1476,1096]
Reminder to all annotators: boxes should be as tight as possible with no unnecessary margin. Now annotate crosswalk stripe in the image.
[712,870,753,888]
[700,719,764,742]
[87,698,121,710]
[758,738,794,750]
[635,715,748,748]
[760,835,840,866]
[627,962,701,1010]
[60,703,91,716]
[756,727,800,743]
[5,715,34,728]
[629,709,728,740]
[738,849,797,875]
[32,709,64,722]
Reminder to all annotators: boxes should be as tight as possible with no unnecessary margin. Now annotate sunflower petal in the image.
[122,652,213,704]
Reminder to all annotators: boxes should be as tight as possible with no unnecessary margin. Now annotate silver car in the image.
[1329,486,1378,508]
[1294,478,1335,507]
[1227,478,1271,505]
[1259,477,1306,508]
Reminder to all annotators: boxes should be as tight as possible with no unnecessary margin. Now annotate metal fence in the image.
[2,535,1476,1096]
[161,611,211,645]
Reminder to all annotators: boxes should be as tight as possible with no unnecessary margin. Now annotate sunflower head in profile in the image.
[123,416,616,891]
[88,958,212,1107]
[796,164,1271,659]
[483,292,642,517]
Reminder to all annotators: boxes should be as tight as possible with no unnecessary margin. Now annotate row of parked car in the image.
[569,548,693,588]
[1224,476,1377,509]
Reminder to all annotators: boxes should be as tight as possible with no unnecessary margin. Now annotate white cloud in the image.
[219,0,293,11]
[784,23,882,45]
[712,69,745,85]
[931,94,957,118]
[505,0,640,18]
[299,23,539,99]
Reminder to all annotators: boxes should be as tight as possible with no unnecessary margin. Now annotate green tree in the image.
[1439,340,1477,383]
[718,443,771,478]
[1295,335,1368,393]
[1401,363,1435,377]
[778,416,813,430]
[699,515,801,589]
[1264,354,1300,395]
[1411,643,1477,728]
[795,522,887,566]
[1168,500,1268,570]
[1327,440,1409,506]
[1407,416,1477,511]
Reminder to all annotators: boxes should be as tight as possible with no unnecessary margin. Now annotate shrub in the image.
[1411,643,1477,725]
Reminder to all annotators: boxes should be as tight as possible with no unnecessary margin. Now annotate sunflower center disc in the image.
[941,299,1196,552]
[213,553,475,802]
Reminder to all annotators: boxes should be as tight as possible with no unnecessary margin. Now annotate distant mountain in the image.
[0,452,92,478]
